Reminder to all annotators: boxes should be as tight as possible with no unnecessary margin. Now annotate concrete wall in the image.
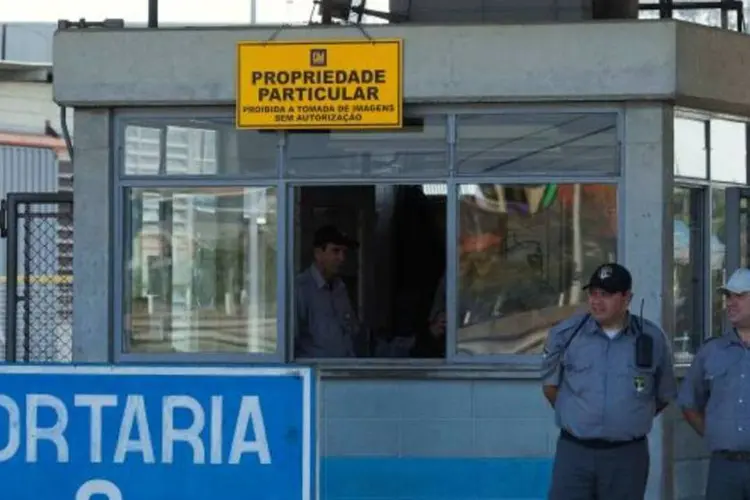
[71,108,111,363]
[52,21,750,118]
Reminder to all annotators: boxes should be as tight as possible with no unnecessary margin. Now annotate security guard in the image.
[541,262,677,500]
[294,225,364,358]
[678,268,750,500]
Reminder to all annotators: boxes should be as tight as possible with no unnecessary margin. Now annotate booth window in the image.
[287,117,449,360]
[123,120,278,177]
[672,185,705,363]
[116,109,624,364]
[455,113,620,176]
[453,183,617,355]
[672,112,749,365]
[452,112,619,357]
[119,117,282,357]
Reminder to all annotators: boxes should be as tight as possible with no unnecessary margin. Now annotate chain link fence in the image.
[1,193,73,362]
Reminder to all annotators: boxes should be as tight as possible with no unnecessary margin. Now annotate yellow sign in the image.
[236,39,403,130]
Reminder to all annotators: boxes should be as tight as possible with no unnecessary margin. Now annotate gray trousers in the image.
[548,434,649,500]
[706,455,750,500]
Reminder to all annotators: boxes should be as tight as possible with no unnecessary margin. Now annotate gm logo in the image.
[310,48,327,67]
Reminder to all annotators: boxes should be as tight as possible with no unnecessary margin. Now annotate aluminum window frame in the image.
[113,108,287,364]
[671,107,750,357]
[111,105,625,368]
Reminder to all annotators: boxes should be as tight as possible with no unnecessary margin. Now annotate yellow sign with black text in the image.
[236,39,403,130]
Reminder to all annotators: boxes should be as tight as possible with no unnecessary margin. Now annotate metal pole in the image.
[5,195,17,362]
[321,0,333,24]
[148,0,158,28]
[250,0,257,24]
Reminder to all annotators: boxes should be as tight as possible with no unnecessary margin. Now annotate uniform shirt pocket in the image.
[563,347,596,396]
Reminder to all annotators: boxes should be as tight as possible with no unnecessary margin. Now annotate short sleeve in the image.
[541,324,567,387]
[677,344,710,411]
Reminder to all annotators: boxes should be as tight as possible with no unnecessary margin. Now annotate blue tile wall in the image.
[318,378,558,499]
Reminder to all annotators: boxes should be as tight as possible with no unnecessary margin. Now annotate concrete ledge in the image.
[53,20,680,106]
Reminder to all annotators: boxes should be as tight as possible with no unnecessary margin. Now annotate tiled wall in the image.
[318,377,558,500]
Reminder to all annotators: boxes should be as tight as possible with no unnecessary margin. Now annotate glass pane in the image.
[674,118,707,178]
[455,183,617,355]
[124,187,278,354]
[292,184,447,359]
[456,113,619,176]
[711,119,747,184]
[711,188,727,337]
[285,116,447,177]
[123,120,278,176]
[672,186,704,364]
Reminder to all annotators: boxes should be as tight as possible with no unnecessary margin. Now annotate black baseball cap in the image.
[583,263,632,294]
[313,225,359,249]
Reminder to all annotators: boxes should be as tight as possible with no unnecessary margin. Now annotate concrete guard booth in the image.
[53,18,750,500]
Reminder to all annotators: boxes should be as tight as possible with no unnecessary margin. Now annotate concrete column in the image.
[72,108,112,363]
[621,103,675,500]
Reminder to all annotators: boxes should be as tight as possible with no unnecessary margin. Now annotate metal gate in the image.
[0,192,74,362]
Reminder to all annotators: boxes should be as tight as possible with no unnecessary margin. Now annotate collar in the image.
[309,265,340,290]
[726,328,750,347]
[589,313,637,336]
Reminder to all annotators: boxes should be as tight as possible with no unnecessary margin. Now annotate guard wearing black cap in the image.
[540,262,677,500]
[294,225,364,358]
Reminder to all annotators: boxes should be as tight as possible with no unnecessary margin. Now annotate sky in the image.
[0,0,388,24]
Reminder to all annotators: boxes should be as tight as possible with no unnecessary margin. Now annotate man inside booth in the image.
[294,225,366,358]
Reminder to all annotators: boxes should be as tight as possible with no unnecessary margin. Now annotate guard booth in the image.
[53,13,750,500]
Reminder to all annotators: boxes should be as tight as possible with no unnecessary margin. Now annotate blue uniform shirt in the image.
[294,265,360,358]
[541,313,677,441]
[677,330,750,451]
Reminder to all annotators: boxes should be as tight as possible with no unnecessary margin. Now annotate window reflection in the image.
[672,186,705,363]
[711,188,727,336]
[125,187,278,354]
[456,113,619,176]
[711,119,747,184]
[454,183,617,355]
[674,118,707,178]
[123,122,278,176]
[285,117,447,178]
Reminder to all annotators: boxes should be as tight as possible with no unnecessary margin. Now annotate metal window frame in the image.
[670,182,709,364]
[111,105,625,368]
[638,0,745,32]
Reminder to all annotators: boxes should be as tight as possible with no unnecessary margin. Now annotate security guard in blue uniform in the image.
[541,262,677,500]
[678,268,750,500]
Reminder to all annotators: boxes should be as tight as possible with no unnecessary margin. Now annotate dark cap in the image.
[313,225,359,249]
[583,262,632,294]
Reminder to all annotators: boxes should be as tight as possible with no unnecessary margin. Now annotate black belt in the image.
[714,450,750,462]
[560,429,646,450]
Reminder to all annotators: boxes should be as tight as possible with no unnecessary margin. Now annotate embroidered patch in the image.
[599,266,612,280]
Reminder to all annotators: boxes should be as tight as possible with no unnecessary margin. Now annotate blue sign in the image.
[0,365,316,500]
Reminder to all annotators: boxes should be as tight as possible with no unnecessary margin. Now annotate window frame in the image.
[112,105,625,367]
[113,108,287,364]
[672,107,750,365]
